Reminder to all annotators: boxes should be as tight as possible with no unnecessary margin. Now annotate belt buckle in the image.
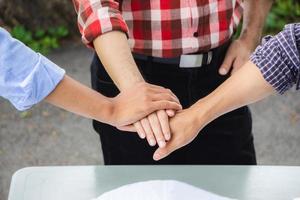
[179,52,212,68]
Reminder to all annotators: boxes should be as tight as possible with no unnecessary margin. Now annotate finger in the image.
[147,85,180,102]
[148,113,166,148]
[147,84,175,97]
[137,83,165,96]
[152,101,182,111]
[166,109,175,117]
[149,88,180,104]
[151,93,180,104]
[219,51,235,76]
[134,121,146,139]
[153,142,177,161]
[235,56,248,68]
[163,89,180,103]
[231,58,245,75]
[117,124,136,132]
[231,65,240,75]
[157,110,171,141]
[145,82,165,90]
[141,118,156,146]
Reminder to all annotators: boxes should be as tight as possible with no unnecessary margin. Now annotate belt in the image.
[133,52,212,68]
[132,41,230,68]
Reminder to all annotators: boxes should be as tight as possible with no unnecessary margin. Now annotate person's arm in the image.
[72,0,139,90]
[45,76,181,127]
[72,0,176,148]
[193,61,274,127]
[153,23,300,161]
[153,61,274,160]
[219,0,273,75]
[0,27,182,127]
[0,27,65,111]
[95,32,175,148]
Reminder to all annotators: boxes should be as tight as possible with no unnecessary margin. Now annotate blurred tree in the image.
[265,0,300,34]
[0,0,78,35]
[1,0,299,39]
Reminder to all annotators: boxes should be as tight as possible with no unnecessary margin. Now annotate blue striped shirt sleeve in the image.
[250,23,300,94]
[0,27,65,111]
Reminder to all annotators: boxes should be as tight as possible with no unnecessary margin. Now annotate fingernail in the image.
[219,68,227,75]
[149,139,156,146]
[140,133,146,139]
[165,133,171,141]
[153,153,160,161]
[158,141,166,148]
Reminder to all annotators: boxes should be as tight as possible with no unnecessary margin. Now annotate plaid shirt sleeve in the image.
[250,23,300,94]
[72,0,129,48]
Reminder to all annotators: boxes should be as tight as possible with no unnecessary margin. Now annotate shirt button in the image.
[193,32,199,37]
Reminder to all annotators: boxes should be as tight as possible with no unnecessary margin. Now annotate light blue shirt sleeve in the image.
[0,27,65,111]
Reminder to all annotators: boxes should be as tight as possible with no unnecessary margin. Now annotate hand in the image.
[153,107,205,161]
[118,92,180,148]
[119,107,179,148]
[219,38,256,76]
[109,82,182,128]
[132,109,174,148]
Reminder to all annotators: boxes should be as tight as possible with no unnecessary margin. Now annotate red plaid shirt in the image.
[73,0,243,58]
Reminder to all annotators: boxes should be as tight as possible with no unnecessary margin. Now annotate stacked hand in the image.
[132,110,174,148]
[109,82,182,129]
[111,37,258,161]
[153,107,204,161]
[115,80,182,148]
[152,38,259,160]
[119,104,205,161]
[117,86,180,148]
[115,82,203,159]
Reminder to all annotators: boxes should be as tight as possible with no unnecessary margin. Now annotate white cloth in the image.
[92,180,235,200]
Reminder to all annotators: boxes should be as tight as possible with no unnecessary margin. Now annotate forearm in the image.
[240,0,273,48]
[203,22,300,121]
[93,31,174,146]
[93,31,144,90]
[192,61,275,125]
[153,61,275,161]
[45,75,113,124]
[153,61,274,161]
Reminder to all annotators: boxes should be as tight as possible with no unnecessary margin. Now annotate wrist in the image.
[238,29,261,51]
[188,102,211,131]
[94,97,115,125]
[190,97,220,128]
[119,78,145,91]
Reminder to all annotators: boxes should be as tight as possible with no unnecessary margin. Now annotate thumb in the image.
[153,101,182,113]
[231,56,247,75]
[117,124,136,132]
[219,52,235,76]
[166,109,175,117]
[153,142,177,161]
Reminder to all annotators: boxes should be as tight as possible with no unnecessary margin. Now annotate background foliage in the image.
[0,0,300,53]
[0,0,76,54]
[265,0,300,34]
[10,25,69,54]
[0,0,77,33]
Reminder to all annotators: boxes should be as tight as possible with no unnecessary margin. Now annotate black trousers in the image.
[90,41,256,165]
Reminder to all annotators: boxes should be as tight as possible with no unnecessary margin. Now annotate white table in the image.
[8,165,300,200]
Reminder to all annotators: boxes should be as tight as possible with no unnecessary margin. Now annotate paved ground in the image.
[1,42,300,199]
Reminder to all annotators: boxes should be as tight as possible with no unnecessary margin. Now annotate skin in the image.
[92,0,274,149]
[219,0,274,75]
[45,75,182,128]
[153,61,275,161]
[93,31,175,148]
